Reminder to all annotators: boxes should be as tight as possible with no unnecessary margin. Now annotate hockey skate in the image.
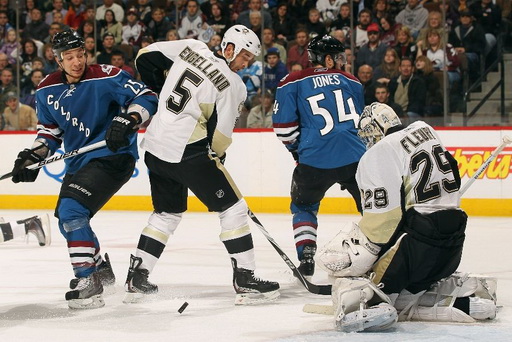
[333,276,398,332]
[123,254,158,303]
[298,244,316,277]
[23,215,51,246]
[70,253,116,292]
[65,272,105,309]
[231,258,280,305]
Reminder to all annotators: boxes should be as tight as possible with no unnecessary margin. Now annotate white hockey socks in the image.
[332,275,398,332]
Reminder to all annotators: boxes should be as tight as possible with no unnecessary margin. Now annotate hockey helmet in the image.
[308,34,346,67]
[357,102,402,149]
[220,25,261,63]
[52,29,85,61]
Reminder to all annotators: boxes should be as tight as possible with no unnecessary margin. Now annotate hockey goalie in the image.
[317,103,497,332]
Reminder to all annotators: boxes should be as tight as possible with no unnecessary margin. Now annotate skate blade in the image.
[336,305,398,332]
[123,291,156,304]
[68,294,105,309]
[40,214,51,247]
[102,284,117,296]
[234,290,280,305]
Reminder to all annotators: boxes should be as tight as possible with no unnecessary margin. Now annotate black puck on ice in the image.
[178,301,189,314]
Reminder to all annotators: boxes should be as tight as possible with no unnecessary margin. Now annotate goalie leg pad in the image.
[332,276,397,332]
[318,223,380,277]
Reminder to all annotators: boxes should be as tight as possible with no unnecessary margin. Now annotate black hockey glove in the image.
[11,148,45,183]
[105,113,141,152]
[211,151,226,165]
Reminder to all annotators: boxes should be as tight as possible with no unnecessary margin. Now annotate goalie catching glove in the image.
[318,222,381,277]
[11,144,50,183]
[105,113,141,152]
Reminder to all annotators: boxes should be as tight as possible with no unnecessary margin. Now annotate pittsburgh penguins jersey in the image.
[356,121,462,245]
[272,67,366,169]
[36,64,158,174]
[137,39,246,163]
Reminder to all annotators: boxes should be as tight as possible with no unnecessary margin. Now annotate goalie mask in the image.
[220,25,261,64]
[307,34,346,69]
[357,102,401,149]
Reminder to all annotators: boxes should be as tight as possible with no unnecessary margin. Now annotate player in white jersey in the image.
[317,103,496,331]
[124,25,280,305]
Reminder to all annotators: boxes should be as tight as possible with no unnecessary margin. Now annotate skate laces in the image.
[74,275,92,291]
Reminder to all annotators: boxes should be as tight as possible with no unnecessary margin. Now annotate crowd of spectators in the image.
[0,0,511,130]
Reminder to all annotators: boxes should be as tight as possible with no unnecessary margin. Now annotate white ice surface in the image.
[0,210,511,342]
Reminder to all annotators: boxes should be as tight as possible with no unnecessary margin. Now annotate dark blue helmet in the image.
[307,35,346,67]
[52,29,85,61]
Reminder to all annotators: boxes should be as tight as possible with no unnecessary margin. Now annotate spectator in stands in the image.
[395,0,429,40]
[42,43,59,74]
[374,82,403,117]
[65,0,87,30]
[393,25,417,61]
[418,28,460,91]
[330,2,351,35]
[20,69,44,109]
[206,3,231,37]
[207,33,221,51]
[439,1,459,32]
[200,0,221,20]
[469,0,501,62]
[0,2,15,30]
[357,64,377,105]
[237,0,272,29]
[416,10,447,49]
[379,14,401,47]
[78,19,101,51]
[261,28,287,64]
[247,90,274,128]
[44,22,63,44]
[84,36,99,65]
[372,0,391,22]
[344,47,354,74]
[287,28,310,71]
[166,29,180,41]
[132,0,154,26]
[20,39,39,84]
[0,10,13,44]
[316,0,344,28]
[356,22,387,70]
[414,55,443,116]
[238,57,262,109]
[111,50,135,77]
[140,35,154,48]
[248,10,263,35]
[290,62,303,72]
[448,10,486,84]
[147,7,173,42]
[46,0,68,25]
[0,53,10,72]
[306,8,328,38]
[388,57,427,119]
[20,0,36,30]
[22,8,50,42]
[52,10,70,31]
[2,92,37,130]
[96,0,125,23]
[0,68,16,113]
[354,8,373,50]
[178,0,207,40]
[272,3,296,46]
[264,47,288,95]
[0,29,19,66]
[373,47,400,85]
[123,8,146,49]
[100,9,123,45]
[97,32,117,64]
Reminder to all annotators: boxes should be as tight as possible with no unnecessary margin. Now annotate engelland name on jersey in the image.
[178,46,230,92]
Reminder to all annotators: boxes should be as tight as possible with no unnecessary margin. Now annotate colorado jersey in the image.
[273,67,366,169]
[356,121,461,244]
[137,39,246,163]
[36,64,158,174]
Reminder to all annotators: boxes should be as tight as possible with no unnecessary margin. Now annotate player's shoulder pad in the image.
[37,72,63,89]
[85,64,123,80]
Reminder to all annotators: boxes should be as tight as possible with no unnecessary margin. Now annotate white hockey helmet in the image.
[357,102,402,149]
[220,25,261,64]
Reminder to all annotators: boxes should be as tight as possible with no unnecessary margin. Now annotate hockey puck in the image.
[178,301,189,314]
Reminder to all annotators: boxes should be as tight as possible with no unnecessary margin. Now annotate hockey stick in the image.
[459,135,512,195]
[247,209,332,295]
[0,140,107,181]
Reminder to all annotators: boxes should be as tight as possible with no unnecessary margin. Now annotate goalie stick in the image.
[0,140,107,181]
[459,135,512,195]
[247,209,332,295]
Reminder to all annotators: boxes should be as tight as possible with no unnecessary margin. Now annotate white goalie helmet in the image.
[357,102,402,149]
[220,25,261,63]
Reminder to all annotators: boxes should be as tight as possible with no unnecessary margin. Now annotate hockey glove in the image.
[211,151,226,165]
[105,113,141,152]
[11,148,45,183]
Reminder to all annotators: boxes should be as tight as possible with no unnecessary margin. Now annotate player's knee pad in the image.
[57,198,91,235]
[147,211,182,236]
[219,199,251,241]
[318,222,380,277]
[332,275,397,332]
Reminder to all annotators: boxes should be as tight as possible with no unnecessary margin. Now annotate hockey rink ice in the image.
[0,210,511,342]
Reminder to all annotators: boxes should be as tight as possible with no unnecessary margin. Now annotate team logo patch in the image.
[216,189,225,198]
[101,64,114,75]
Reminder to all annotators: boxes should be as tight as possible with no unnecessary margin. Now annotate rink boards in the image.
[1,128,511,216]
